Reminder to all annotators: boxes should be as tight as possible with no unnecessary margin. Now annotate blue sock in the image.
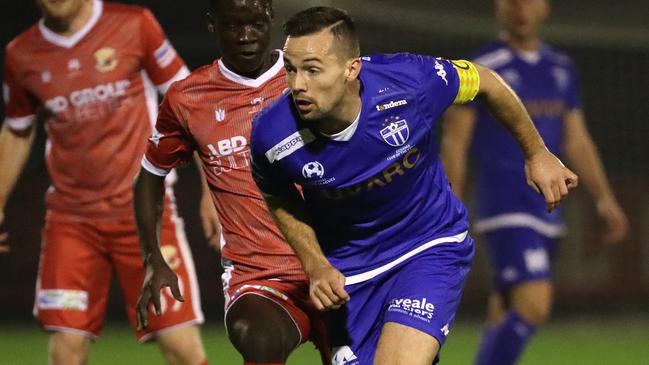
[475,310,536,365]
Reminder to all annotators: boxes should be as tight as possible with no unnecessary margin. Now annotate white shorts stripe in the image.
[141,156,170,177]
[474,213,566,238]
[344,231,469,286]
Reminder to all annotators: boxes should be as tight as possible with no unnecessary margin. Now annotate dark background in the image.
[1,0,647,324]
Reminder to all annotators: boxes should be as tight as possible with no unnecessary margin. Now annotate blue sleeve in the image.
[419,56,461,114]
[250,118,293,195]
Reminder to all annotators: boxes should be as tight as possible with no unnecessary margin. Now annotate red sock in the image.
[244,362,284,365]
[199,361,209,365]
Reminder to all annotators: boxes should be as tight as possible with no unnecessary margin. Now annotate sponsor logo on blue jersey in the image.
[375,99,408,111]
[388,296,435,321]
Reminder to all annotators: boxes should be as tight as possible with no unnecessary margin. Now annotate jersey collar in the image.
[38,0,103,49]
[218,50,285,88]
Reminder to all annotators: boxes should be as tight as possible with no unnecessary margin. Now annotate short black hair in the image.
[209,0,273,12]
[283,6,360,58]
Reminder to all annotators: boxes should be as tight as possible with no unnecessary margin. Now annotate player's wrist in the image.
[523,143,548,161]
[143,252,166,267]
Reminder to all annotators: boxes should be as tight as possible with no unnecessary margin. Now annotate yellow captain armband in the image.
[451,60,480,104]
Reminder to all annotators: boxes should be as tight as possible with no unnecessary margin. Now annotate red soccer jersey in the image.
[144,53,307,285]
[3,0,188,220]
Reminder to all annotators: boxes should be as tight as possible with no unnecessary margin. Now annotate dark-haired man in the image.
[250,6,577,365]
[441,1,628,364]
[134,1,329,364]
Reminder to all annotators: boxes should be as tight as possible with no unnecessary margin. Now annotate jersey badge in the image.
[380,116,410,147]
[94,47,118,72]
[68,58,81,72]
[302,161,325,179]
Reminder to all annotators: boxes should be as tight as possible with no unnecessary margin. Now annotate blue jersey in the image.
[251,53,471,278]
[470,40,581,237]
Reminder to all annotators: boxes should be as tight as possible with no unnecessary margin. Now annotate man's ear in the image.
[206,11,215,33]
[345,58,362,82]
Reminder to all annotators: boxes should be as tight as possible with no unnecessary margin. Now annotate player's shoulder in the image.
[541,43,576,67]
[168,63,214,93]
[251,93,296,144]
[5,24,41,57]
[362,52,436,70]
[361,52,444,85]
[471,40,514,69]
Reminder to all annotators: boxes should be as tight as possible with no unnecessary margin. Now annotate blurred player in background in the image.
[441,0,629,364]
[250,6,577,365]
[0,1,209,364]
[134,0,330,364]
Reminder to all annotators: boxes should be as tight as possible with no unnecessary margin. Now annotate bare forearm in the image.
[133,168,167,264]
[476,65,546,158]
[263,190,330,274]
[441,107,476,198]
[564,125,615,202]
[0,124,35,208]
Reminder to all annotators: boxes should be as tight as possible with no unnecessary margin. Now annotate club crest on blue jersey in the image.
[380,117,410,147]
[302,161,325,179]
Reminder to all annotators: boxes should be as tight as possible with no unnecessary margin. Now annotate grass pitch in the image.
[1,318,647,364]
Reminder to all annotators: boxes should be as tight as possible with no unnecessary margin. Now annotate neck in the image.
[224,51,278,79]
[502,32,541,52]
[43,0,94,37]
[317,80,361,135]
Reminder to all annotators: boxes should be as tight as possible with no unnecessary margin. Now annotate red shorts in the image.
[224,279,330,362]
[34,208,203,341]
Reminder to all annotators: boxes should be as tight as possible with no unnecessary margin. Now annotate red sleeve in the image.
[142,89,194,176]
[3,48,37,130]
[139,8,186,89]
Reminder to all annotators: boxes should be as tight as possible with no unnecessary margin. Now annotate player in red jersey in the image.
[135,0,330,364]
[0,1,209,364]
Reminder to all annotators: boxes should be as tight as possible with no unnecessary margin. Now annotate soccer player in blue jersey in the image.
[441,1,629,364]
[250,6,578,365]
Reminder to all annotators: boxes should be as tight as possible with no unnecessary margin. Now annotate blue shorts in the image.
[328,237,474,365]
[484,227,558,292]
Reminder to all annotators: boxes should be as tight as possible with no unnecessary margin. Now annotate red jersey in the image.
[143,53,307,286]
[3,0,188,220]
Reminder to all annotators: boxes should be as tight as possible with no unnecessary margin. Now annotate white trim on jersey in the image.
[140,70,160,130]
[218,50,285,88]
[141,156,170,176]
[5,115,36,130]
[344,231,469,286]
[320,109,361,141]
[140,70,179,186]
[474,213,566,238]
[473,48,513,69]
[156,66,190,95]
[38,0,103,49]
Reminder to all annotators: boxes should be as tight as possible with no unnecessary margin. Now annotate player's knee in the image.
[515,300,552,325]
[49,332,91,365]
[157,325,206,365]
[227,317,293,360]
